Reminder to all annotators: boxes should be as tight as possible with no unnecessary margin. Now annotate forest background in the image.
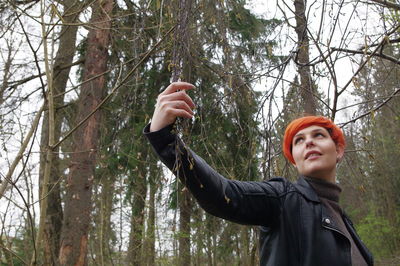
[0,0,399,265]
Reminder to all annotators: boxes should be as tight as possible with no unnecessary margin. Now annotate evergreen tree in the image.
[348,46,400,260]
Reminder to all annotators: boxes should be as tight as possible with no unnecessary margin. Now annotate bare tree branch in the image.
[0,103,45,199]
[340,87,400,127]
[6,59,84,90]
[336,23,400,97]
[52,25,176,149]
[331,47,400,65]
[0,242,28,265]
[7,0,39,4]
[359,37,400,49]
[368,0,400,10]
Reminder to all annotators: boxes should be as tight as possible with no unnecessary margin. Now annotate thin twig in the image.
[368,0,400,10]
[0,243,28,265]
[331,47,400,65]
[336,24,400,97]
[7,59,84,89]
[340,88,400,127]
[0,103,45,199]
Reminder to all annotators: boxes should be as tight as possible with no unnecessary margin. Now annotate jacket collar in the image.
[294,176,320,203]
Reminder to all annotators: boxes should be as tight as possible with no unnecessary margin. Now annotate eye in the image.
[314,132,325,138]
[294,137,303,145]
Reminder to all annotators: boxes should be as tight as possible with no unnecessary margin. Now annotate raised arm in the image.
[145,82,284,226]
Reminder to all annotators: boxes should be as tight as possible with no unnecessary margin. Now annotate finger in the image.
[158,90,195,109]
[162,100,194,115]
[161,81,195,95]
[168,109,193,119]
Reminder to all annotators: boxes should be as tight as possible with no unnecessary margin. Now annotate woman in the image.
[144,82,373,266]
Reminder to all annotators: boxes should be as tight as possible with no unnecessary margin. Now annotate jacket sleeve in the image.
[144,123,284,226]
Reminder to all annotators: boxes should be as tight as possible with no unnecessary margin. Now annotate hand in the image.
[150,82,196,132]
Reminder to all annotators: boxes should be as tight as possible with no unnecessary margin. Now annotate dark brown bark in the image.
[39,2,83,264]
[58,0,113,264]
[294,0,317,115]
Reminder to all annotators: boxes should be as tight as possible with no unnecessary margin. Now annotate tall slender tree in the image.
[58,0,113,264]
[38,1,84,264]
[294,0,317,114]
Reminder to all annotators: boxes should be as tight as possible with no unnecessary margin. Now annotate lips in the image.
[305,151,322,160]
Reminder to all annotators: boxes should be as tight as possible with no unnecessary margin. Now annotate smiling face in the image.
[291,125,344,183]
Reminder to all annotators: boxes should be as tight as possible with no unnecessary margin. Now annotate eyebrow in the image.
[294,128,326,138]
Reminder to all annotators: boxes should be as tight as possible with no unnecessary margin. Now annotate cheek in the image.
[291,147,303,166]
[325,145,339,164]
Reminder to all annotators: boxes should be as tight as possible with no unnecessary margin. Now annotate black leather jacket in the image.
[144,124,373,266]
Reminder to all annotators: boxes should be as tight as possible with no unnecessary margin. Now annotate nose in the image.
[305,137,314,147]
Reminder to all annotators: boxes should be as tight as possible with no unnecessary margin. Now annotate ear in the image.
[336,145,345,163]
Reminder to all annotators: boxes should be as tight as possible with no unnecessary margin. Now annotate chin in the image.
[303,163,335,177]
[301,168,326,179]
[303,168,335,181]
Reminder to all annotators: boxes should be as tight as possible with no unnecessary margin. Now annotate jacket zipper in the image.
[322,220,353,265]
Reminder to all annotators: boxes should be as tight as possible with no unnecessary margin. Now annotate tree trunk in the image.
[178,186,191,266]
[0,40,13,105]
[39,2,82,264]
[294,0,317,115]
[205,214,216,266]
[250,227,258,265]
[97,174,115,265]
[192,207,203,266]
[145,165,157,266]
[126,148,148,265]
[240,227,250,265]
[58,0,113,264]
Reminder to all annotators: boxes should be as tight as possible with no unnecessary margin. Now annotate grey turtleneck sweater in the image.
[305,177,367,266]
